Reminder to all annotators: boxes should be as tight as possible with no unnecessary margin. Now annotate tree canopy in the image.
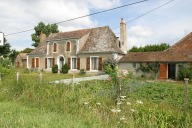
[0,37,11,57]
[20,48,34,53]
[129,43,170,52]
[31,22,59,47]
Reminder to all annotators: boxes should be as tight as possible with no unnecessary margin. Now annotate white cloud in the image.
[0,0,120,51]
[129,25,154,38]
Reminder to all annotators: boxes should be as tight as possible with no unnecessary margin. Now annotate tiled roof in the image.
[119,52,161,62]
[119,32,192,63]
[29,26,124,55]
[79,26,124,54]
[46,28,93,40]
[28,40,47,55]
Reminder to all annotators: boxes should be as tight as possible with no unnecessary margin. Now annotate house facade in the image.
[119,32,192,79]
[15,53,27,68]
[27,19,127,74]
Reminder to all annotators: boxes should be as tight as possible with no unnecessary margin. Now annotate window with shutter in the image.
[66,42,71,51]
[98,57,102,70]
[90,57,98,70]
[45,58,47,69]
[32,58,35,68]
[86,57,90,70]
[68,58,71,69]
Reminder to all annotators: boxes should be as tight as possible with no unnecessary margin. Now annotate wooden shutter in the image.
[86,57,90,70]
[77,58,80,70]
[45,58,47,69]
[32,58,35,68]
[98,57,102,70]
[68,57,71,69]
[36,58,39,68]
[52,58,55,66]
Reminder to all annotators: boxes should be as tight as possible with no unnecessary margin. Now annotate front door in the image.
[59,57,64,70]
[159,63,167,79]
[168,64,176,79]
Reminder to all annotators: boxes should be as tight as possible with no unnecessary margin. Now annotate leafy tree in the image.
[129,43,170,52]
[31,22,59,47]
[20,48,34,53]
[9,49,19,64]
[0,37,11,57]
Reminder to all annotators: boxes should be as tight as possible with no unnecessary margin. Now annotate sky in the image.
[1,0,192,51]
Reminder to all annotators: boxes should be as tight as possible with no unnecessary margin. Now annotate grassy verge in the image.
[0,74,192,127]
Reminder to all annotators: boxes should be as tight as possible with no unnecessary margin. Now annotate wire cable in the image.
[5,0,148,36]
[112,0,175,30]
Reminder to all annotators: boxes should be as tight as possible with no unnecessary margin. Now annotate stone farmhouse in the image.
[27,19,127,74]
[119,32,192,79]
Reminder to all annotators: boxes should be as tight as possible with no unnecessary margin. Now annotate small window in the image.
[53,43,57,52]
[66,42,70,51]
[119,41,121,48]
[72,58,77,69]
[91,57,98,70]
[133,63,136,68]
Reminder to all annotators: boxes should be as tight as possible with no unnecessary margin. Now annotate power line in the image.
[112,0,175,30]
[5,0,149,36]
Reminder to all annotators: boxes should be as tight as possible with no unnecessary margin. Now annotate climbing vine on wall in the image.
[139,62,160,74]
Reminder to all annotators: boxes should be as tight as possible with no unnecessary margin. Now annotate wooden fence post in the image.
[0,73,2,81]
[39,71,42,81]
[16,72,19,82]
[183,78,189,112]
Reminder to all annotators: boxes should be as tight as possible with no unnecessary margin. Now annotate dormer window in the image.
[66,42,71,51]
[53,43,57,52]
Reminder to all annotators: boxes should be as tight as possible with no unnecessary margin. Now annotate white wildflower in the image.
[120,116,126,121]
[111,109,121,113]
[136,100,143,104]
[111,109,117,113]
[127,101,131,105]
[83,102,89,105]
[117,102,122,105]
[120,98,126,101]
[96,102,101,105]
[130,109,135,112]
[116,109,121,112]
[120,96,126,99]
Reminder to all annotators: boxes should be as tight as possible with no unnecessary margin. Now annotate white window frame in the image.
[71,56,78,70]
[66,41,71,52]
[47,42,50,55]
[53,42,58,53]
[90,56,99,71]
[47,57,53,69]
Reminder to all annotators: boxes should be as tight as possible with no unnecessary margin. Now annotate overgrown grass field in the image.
[0,72,192,127]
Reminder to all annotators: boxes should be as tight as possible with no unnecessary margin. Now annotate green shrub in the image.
[52,64,58,73]
[178,64,192,80]
[79,69,86,75]
[0,58,11,68]
[102,58,118,74]
[61,63,68,74]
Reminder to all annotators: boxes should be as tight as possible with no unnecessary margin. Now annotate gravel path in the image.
[49,74,109,84]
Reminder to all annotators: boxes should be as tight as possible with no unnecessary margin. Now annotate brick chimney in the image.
[120,18,128,54]
[40,32,46,43]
